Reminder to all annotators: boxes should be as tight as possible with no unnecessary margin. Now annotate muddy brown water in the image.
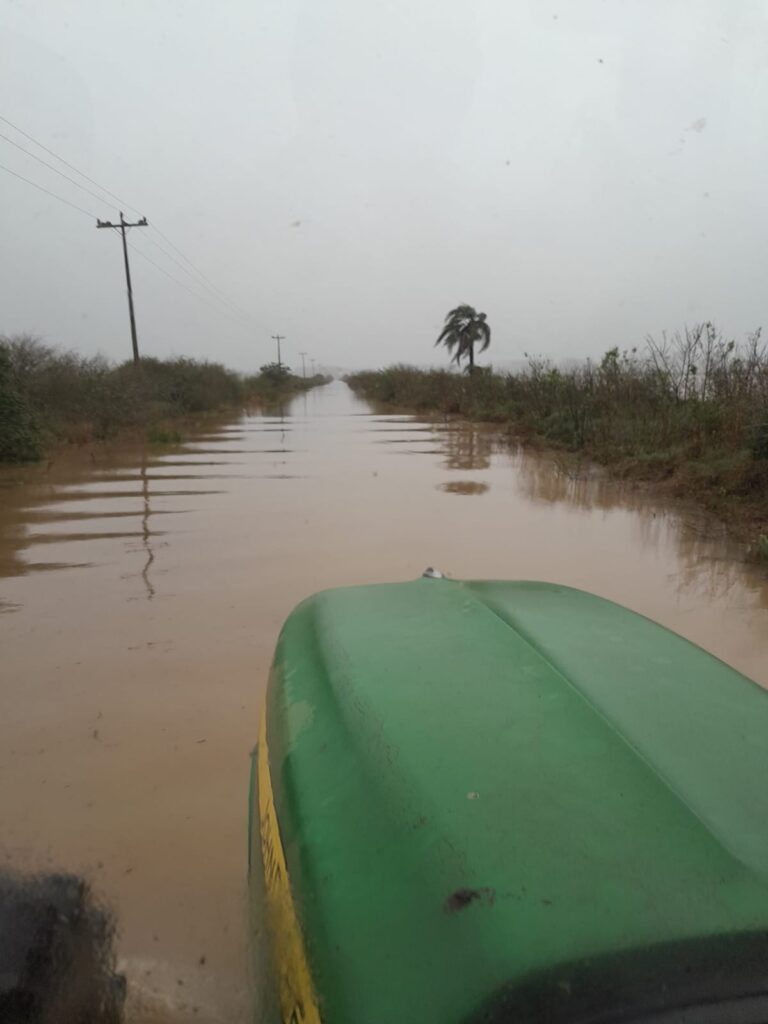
[2,380,768,1021]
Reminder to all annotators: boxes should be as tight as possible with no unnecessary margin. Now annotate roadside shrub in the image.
[751,421,768,461]
[244,364,330,400]
[0,343,41,461]
[347,324,768,521]
[136,357,244,414]
[146,427,183,445]
[0,335,331,460]
[256,362,292,386]
[348,326,768,463]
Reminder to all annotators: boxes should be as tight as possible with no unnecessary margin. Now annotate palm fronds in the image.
[435,305,491,369]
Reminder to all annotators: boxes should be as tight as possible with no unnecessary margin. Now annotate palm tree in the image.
[435,305,491,371]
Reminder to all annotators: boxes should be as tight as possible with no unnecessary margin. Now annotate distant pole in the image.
[271,334,285,368]
[97,212,148,364]
[311,358,316,375]
[299,351,307,378]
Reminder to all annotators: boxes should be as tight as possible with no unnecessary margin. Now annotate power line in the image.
[0,112,143,216]
[149,225,259,325]
[0,112,255,316]
[139,231,259,325]
[1,110,265,330]
[0,157,254,332]
[0,161,97,218]
[1,155,259,342]
[0,131,118,213]
[127,241,256,331]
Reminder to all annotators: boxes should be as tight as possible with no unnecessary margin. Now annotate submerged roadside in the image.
[346,336,768,563]
[0,334,329,462]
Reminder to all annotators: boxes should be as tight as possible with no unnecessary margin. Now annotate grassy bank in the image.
[346,324,768,558]
[0,335,328,461]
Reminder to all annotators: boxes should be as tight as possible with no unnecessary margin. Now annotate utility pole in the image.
[299,351,307,378]
[271,334,285,369]
[97,212,148,364]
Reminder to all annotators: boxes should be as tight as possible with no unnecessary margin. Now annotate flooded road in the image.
[2,380,768,1021]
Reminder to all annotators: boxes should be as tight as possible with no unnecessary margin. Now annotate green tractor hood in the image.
[250,578,768,1023]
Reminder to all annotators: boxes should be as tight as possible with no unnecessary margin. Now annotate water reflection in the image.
[0,435,228,583]
[139,456,155,601]
[440,423,494,471]
[512,446,768,611]
[514,450,620,510]
[439,481,490,496]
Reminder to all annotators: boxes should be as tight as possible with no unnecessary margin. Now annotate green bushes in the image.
[345,365,487,416]
[135,357,244,414]
[244,363,331,401]
[146,425,183,445]
[253,362,292,387]
[751,421,768,461]
[348,325,768,463]
[0,345,41,461]
[0,335,331,461]
[0,335,248,454]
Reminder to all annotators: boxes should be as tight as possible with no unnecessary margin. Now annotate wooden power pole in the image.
[299,351,308,378]
[271,334,285,368]
[97,212,148,363]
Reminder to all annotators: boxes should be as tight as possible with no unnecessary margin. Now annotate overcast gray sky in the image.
[2,0,767,372]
